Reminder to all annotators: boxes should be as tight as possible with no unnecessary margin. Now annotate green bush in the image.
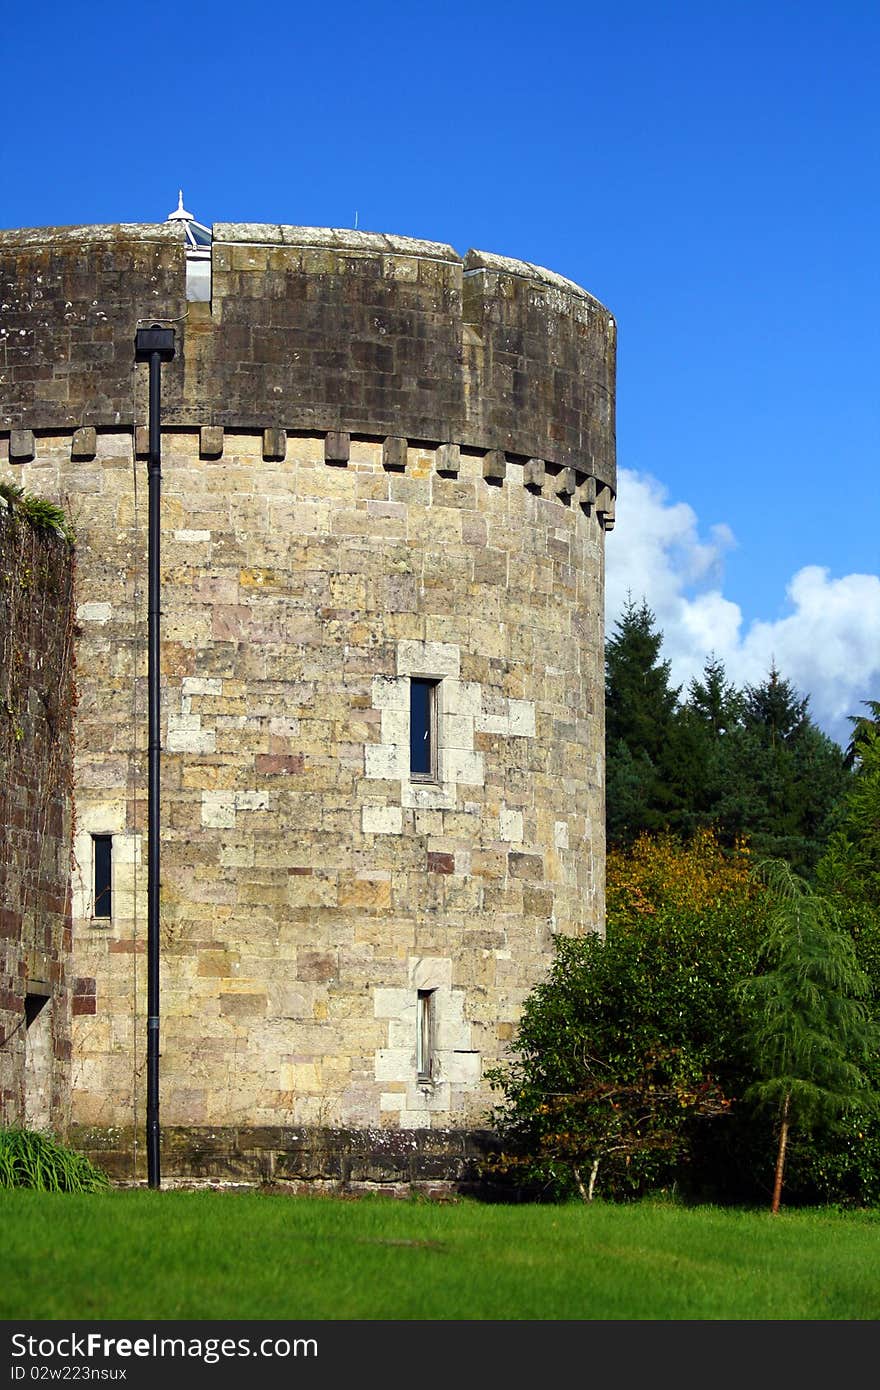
[0,1128,110,1193]
[486,829,880,1206]
[485,834,770,1201]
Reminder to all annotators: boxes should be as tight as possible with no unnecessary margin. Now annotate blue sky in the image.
[3,0,878,744]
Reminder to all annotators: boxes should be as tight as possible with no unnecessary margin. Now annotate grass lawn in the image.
[2,1189,878,1321]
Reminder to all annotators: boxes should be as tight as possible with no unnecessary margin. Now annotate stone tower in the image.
[0,214,616,1187]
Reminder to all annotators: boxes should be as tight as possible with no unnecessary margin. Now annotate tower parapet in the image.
[1,221,615,499]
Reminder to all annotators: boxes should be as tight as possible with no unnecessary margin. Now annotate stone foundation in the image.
[69,1123,501,1196]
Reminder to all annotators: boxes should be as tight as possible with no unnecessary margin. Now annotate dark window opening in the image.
[93,835,112,919]
[417,989,436,1082]
[410,678,439,781]
[25,992,49,1027]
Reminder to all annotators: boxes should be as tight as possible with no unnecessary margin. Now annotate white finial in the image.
[167,190,194,223]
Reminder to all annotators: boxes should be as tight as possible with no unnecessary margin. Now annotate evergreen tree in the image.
[603,608,850,869]
[844,699,880,770]
[818,729,880,911]
[605,597,682,845]
[816,730,880,989]
[743,664,810,743]
[713,667,850,874]
[605,596,680,759]
[739,861,879,1213]
[676,656,747,833]
[685,654,745,735]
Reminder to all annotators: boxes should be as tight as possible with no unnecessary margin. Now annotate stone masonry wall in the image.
[0,506,75,1131]
[3,427,606,1180]
[0,221,614,1183]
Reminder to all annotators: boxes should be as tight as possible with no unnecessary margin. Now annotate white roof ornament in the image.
[167,190,212,301]
[167,189,193,222]
[166,190,212,250]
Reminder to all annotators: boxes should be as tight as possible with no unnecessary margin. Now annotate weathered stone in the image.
[200,426,224,458]
[578,473,596,514]
[436,443,460,476]
[71,427,97,460]
[325,431,350,465]
[482,450,506,483]
[596,484,615,530]
[427,851,455,874]
[523,457,545,490]
[507,852,544,880]
[0,507,74,1129]
[9,429,34,462]
[555,467,576,500]
[0,216,615,1187]
[0,222,616,493]
[262,428,286,461]
[382,436,407,471]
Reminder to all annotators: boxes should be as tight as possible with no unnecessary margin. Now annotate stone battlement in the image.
[1,426,615,529]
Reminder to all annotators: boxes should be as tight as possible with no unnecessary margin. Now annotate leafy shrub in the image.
[0,1128,110,1192]
[485,832,769,1201]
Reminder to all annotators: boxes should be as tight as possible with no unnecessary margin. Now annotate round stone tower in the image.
[0,217,616,1188]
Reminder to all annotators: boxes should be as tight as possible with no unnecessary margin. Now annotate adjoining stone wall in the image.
[0,506,75,1130]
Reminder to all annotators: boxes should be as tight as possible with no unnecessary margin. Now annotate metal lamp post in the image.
[134,324,175,1189]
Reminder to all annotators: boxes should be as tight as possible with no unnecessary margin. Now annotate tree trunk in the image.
[770,1091,791,1215]
[588,1157,600,1202]
[571,1160,601,1202]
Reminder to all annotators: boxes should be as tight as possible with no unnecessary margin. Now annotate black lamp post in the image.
[135,324,175,1190]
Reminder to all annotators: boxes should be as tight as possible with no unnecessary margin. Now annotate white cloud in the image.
[605,468,880,746]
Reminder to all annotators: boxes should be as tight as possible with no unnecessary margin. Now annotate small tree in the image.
[739,861,879,1214]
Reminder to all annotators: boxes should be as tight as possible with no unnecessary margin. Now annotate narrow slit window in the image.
[93,835,112,920]
[410,678,439,781]
[416,989,436,1082]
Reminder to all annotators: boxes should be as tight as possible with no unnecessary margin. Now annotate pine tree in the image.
[604,616,849,867]
[715,667,850,874]
[818,729,880,911]
[605,597,682,845]
[676,656,747,836]
[605,596,680,760]
[685,654,745,736]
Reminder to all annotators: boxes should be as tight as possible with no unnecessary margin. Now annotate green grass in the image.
[2,1190,878,1320]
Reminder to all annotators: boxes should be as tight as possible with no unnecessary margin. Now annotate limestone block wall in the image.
[2,429,605,1152]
